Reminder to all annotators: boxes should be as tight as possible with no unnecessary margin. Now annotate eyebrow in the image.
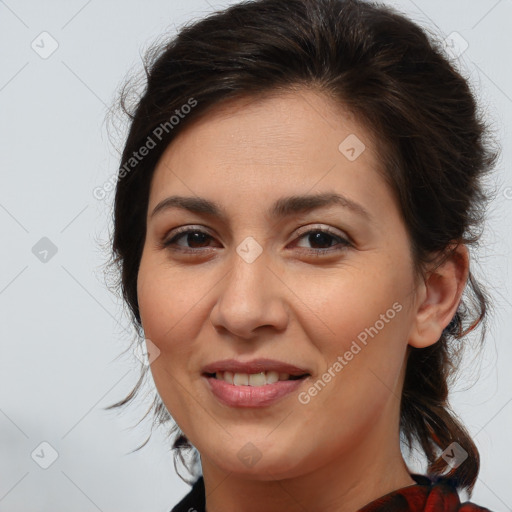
[150,192,372,222]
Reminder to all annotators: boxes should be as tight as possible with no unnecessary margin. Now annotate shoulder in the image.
[459,504,492,512]
[413,474,493,512]
[358,474,494,512]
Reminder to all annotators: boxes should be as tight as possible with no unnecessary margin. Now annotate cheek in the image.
[288,260,413,350]
[136,273,195,402]
[136,262,206,427]
[137,256,206,345]
[290,261,413,408]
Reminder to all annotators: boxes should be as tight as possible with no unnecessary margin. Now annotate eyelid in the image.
[289,225,353,253]
[162,224,217,245]
[164,223,350,243]
[162,223,353,255]
[165,224,214,237]
[293,223,349,241]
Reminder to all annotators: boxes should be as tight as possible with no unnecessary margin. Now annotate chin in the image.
[204,438,308,480]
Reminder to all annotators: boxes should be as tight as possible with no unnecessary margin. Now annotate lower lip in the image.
[204,375,307,408]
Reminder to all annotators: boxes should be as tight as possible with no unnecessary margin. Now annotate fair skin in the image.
[136,88,469,512]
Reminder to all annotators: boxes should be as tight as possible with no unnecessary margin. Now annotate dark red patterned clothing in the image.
[171,474,492,511]
[358,475,491,512]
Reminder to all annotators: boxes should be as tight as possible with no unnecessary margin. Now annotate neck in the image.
[200,410,416,512]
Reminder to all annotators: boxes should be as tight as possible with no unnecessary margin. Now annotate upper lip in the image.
[202,358,310,376]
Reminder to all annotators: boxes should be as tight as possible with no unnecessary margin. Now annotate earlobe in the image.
[408,244,469,349]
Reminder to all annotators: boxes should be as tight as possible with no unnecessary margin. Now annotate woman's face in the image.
[137,89,421,479]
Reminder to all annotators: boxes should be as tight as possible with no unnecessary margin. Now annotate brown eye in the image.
[294,228,351,253]
[164,229,216,249]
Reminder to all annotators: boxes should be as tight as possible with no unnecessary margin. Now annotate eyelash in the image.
[161,225,352,256]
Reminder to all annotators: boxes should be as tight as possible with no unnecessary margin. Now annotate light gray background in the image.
[1,1,511,511]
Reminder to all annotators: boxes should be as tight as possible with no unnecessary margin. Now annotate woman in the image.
[106,0,498,510]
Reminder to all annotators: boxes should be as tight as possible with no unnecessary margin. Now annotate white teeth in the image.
[266,371,279,384]
[233,373,249,386]
[214,370,294,386]
[248,372,266,386]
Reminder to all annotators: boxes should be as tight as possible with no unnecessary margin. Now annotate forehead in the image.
[149,89,392,215]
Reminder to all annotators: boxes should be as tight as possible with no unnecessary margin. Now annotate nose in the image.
[209,248,289,340]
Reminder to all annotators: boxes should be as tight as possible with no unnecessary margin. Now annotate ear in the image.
[408,244,469,349]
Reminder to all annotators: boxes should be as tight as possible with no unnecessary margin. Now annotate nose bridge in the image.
[223,243,273,311]
[210,241,288,337]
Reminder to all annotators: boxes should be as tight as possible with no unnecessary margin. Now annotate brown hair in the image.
[105,0,497,493]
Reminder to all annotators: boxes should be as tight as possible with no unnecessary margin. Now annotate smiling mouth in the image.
[204,371,310,386]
